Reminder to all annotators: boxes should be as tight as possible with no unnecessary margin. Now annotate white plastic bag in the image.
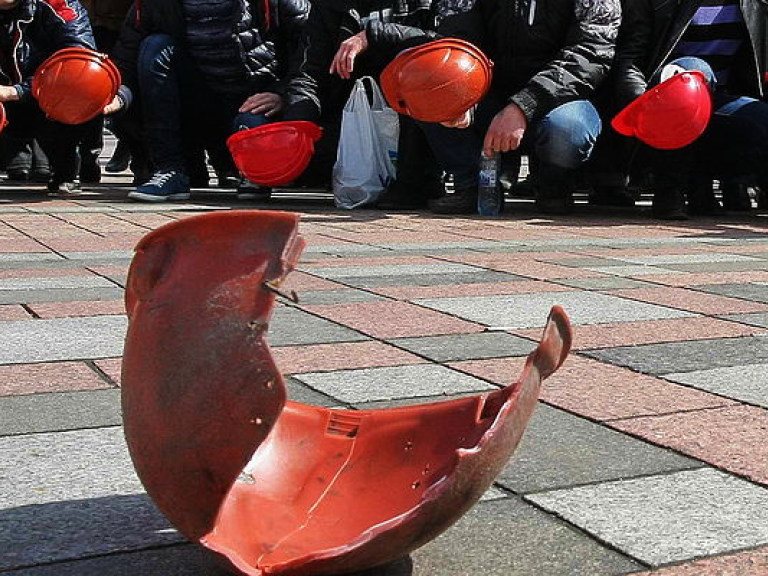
[333,76,399,209]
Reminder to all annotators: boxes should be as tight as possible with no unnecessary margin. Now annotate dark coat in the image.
[613,0,768,106]
[111,0,309,99]
[0,0,95,100]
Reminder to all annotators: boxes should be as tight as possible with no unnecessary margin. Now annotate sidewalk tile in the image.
[0,362,110,396]
[0,304,31,321]
[664,364,768,408]
[696,282,768,304]
[633,270,768,287]
[27,299,125,319]
[370,280,570,300]
[388,331,535,362]
[611,405,768,485]
[629,546,768,575]
[93,357,122,386]
[291,289,386,305]
[528,469,768,566]
[608,286,768,315]
[268,306,367,346]
[722,312,768,328]
[271,341,424,374]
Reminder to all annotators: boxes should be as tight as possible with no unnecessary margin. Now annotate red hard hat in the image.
[226,121,322,186]
[380,38,492,123]
[32,47,121,125]
[612,70,712,150]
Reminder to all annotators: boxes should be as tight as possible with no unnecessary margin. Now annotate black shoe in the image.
[535,195,574,215]
[6,169,29,181]
[31,168,51,183]
[652,188,688,220]
[589,186,636,207]
[80,161,101,184]
[236,179,271,200]
[428,185,478,215]
[721,182,753,211]
[105,141,131,173]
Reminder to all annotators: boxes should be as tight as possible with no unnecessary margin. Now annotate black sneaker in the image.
[6,169,29,182]
[428,184,478,215]
[105,141,131,173]
[236,179,271,200]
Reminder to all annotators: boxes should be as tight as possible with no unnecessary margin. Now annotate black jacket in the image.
[0,0,94,101]
[284,0,447,120]
[111,0,309,102]
[474,0,621,123]
[613,0,768,106]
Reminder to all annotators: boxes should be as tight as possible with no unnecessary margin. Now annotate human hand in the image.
[103,94,124,114]
[482,102,527,156]
[0,85,19,102]
[330,31,368,79]
[239,92,284,116]
[440,107,474,129]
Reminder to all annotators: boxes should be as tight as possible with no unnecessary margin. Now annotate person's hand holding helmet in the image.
[103,94,124,115]
[331,31,368,79]
[483,102,527,156]
[440,106,475,129]
[239,92,283,117]
[0,85,19,102]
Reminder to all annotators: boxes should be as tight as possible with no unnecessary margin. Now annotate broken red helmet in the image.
[227,121,322,187]
[380,38,493,123]
[612,70,712,150]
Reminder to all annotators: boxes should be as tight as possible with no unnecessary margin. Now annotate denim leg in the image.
[138,34,188,171]
[232,112,272,133]
[531,100,602,170]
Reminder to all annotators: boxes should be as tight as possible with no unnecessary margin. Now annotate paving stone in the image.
[292,289,386,305]
[409,497,642,576]
[0,389,121,435]
[664,364,768,407]
[614,253,763,265]
[4,545,228,576]
[585,335,768,375]
[272,341,423,375]
[336,270,524,288]
[608,286,768,315]
[0,286,125,305]
[0,427,181,570]
[0,362,110,396]
[0,276,117,290]
[307,263,483,279]
[629,545,768,575]
[527,468,768,566]
[0,315,128,364]
[388,331,535,362]
[293,364,495,403]
[415,291,695,329]
[267,306,367,346]
[722,312,768,328]
[498,404,700,494]
[695,282,768,304]
[553,277,658,291]
[371,280,570,301]
[27,299,125,318]
[0,304,31,321]
[658,261,768,273]
[284,376,340,406]
[586,264,682,276]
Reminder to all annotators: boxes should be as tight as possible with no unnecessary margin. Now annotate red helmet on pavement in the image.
[227,121,323,186]
[612,70,712,150]
[380,38,492,123]
[32,47,121,125]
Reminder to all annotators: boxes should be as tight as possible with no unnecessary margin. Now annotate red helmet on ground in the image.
[380,38,492,123]
[32,47,121,125]
[227,121,322,187]
[612,70,712,150]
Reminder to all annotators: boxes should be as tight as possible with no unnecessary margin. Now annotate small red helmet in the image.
[227,121,323,187]
[612,70,712,150]
[32,47,121,125]
[380,38,493,123]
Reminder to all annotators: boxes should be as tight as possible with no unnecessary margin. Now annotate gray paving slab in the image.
[585,335,768,375]
[285,376,341,406]
[613,253,763,265]
[552,277,659,291]
[415,291,695,329]
[267,306,367,346]
[543,257,629,268]
[498,404,700,494]
[0,253,63,264]
[0,286,125,305]
[293,288,386,305]
[0,389,121,436]
[293,364,495,403]
[388,331,535,362]
[306,262,487,279]
[695,282,768,304]
[721,311,768,328]
[339,270,524,288]
[527,468,768,566]
[409,497,642,575]
[585,264,681,276]
[654,261,768,273]
[61,251,134,261]
[375,241,508,252]
[0,276,118,291]
[0,427,182,570]
[664,364,768,407]
[302,244,393,256]
[0,316,127,364]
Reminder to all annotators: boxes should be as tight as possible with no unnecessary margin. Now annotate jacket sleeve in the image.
[611,0,654,107]
[510,0,622,122]
[109,1,149,106]
[16,0,96,101]
[272,0,315,117]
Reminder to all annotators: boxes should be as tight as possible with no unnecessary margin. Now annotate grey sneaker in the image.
[128,170,191,202]
[47,179,81,195]
[236,178,271,201]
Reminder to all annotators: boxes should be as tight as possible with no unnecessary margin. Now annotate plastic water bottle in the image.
[477,151,503,216]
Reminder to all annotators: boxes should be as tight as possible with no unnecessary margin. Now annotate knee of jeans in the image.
[535,108,600,169]
[232,112,271,133]
[139,34,176,75]
[661,57,716,87]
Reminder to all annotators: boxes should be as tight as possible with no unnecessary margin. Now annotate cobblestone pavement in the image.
[1,163,768,575]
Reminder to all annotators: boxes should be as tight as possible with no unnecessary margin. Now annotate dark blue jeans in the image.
[418,90,602,188]
[138,34,272,173]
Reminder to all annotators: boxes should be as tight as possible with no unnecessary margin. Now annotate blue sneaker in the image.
[128,170,191,202]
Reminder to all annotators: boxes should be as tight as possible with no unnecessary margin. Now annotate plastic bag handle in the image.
[359,76,390,112]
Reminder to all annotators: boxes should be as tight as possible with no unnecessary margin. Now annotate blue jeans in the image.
[651,57,768,184]
[419,90,602,188]
[138,34,272,172]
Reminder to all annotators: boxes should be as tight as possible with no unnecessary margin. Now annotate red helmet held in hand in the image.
[612,70,712,150]
[227,121,323,187]
[380,38,492,123]
[32,47,121,125]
